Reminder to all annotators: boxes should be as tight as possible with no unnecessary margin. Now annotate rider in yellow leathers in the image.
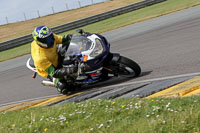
[31,26,77,94]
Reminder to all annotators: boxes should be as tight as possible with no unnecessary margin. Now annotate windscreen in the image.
[65,34,92,56]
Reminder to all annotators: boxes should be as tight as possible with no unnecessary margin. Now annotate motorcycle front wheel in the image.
[116,56,141,78]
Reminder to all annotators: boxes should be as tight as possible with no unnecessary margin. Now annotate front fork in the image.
[103,53,121,76]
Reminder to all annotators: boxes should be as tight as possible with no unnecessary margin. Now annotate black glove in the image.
[53,65,78,78]
[62,34,72,46]
[59,34,72,56]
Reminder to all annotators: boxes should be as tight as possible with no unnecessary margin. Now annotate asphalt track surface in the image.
[1,6,200,105]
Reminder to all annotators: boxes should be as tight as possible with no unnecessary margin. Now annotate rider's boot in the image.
[54,79,69,94]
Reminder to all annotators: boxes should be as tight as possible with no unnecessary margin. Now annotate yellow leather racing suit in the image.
[31,34,62,77]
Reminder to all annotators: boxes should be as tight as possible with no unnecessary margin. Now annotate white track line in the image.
[99,72,200,89]
[1,72,200,107]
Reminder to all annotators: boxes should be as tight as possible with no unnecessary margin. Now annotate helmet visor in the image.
[37,34,55,48]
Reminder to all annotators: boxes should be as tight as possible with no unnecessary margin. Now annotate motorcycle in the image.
[26,29,141,92]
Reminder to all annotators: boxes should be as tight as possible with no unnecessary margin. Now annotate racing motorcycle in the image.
[26,29,141,91]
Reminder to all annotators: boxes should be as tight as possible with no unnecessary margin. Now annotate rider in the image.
[31,26,77,94]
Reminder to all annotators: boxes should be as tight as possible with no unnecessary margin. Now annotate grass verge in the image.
[1,0,200,62]
[0,97,199,132]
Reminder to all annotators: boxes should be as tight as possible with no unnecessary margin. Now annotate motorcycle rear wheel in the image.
[117,56,141,78]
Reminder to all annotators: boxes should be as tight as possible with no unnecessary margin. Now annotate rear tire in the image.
[117,56,141,78]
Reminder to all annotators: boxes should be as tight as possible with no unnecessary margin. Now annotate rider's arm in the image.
[53,34,63,44]
[53,34,71,45]
[53,34,72,51]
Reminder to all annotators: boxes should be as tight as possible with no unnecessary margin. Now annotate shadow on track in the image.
[66,71,152,95]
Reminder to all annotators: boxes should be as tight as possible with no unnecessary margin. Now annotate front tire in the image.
[117,56,141,78]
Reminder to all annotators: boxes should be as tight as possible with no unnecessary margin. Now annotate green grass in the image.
[0,44,31,61]
[1,0,200,62]
[0,97,200,132]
